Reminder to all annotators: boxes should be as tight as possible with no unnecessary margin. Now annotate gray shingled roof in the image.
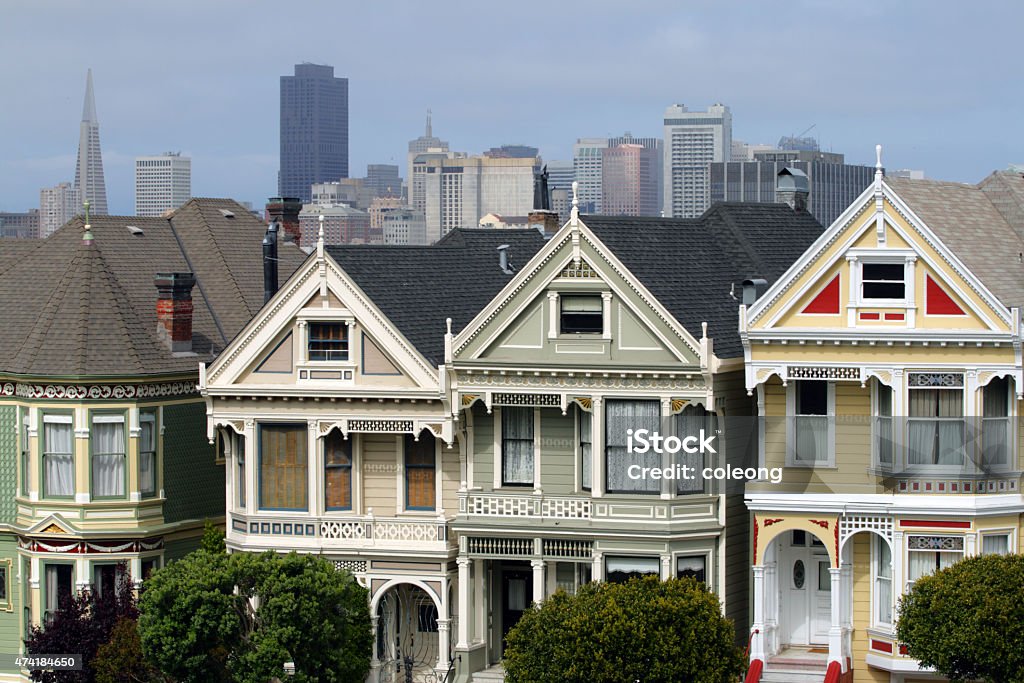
[887,176,1024,311]
[583,203,824,357]
[327,229,549,366]
[0,199,307,378]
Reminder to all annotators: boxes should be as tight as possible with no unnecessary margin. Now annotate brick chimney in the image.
[154,272,196,354]
[528,210,560,236]
[266,197,302,243]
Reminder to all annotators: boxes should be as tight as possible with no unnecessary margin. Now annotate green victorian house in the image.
[0,199,304,681]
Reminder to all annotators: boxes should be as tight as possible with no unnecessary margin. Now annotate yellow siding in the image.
[750,343,1014,364]
[851,534,889,683]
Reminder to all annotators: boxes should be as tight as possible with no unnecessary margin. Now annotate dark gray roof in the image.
[583,203,824,357]
[327,229,548,365]
[0,198,307,378]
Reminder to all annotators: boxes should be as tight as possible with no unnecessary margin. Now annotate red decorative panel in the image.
[926,275,966,315]
[900,519,971,529]
[899,644,908,656]
[871,639,893,653]
[859,312,881,320]
[802,275,840,315]
[884,312,905,321]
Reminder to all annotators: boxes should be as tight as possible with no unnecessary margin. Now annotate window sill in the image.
[784,462,838,470]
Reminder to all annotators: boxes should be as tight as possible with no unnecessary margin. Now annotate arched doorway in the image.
[375,583,447,683]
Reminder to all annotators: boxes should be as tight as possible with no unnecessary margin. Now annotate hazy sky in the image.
[2,1,1021,215]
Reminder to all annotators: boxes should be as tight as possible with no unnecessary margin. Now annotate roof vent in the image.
[126,225,144,235]
[497,244,514,274]
[741,278,769,306]
[219,209,236,218]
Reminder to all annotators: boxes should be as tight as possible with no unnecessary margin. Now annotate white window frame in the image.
[785,380,836,467]
[980,530,1014,556]
[872,379,894,472]
[905,535,964,591]
[981,376,1014,472]
[906,379,966,474]
[872,535,893,627]
[41,414,75,499]
[849,250,916,308]
[139,411,157,498]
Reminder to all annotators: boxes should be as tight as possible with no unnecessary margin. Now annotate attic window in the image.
[126,225,143,235]
[308,323,349,361]
[862,263,905,300]
[560,295,603,334]
[219,209,236,218]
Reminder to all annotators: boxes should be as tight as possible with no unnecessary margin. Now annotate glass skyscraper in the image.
[279,63,348,202]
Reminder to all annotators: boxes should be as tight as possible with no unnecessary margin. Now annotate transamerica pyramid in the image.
[74,69,108,215]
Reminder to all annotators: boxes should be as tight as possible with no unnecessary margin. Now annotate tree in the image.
[503,576,746,683]
[92,617,158,683]
[138,549,371,683]
[25,565,138,683]
[896,553,1024,683]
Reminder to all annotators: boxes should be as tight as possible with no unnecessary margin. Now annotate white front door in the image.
[780,531,832,647]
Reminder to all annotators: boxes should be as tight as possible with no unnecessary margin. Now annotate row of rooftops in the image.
[1,170,1023,378]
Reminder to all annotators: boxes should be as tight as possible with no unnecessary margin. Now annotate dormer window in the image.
[560,295,602,334]
[862,263,905,300]
[308,323,349,361]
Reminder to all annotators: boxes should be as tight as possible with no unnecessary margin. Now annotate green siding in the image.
[0,406,16,524]
[540,410,576,494]
[0,534,21,673]
[163,535,200,564]
[471,403,493,489]
[162,401,223,523]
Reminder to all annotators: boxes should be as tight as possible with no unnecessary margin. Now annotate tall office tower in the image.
[572,138,609,213]
[279,63,349,202]
[0,210,39,239]
[778,135,819,152]
[135,153,192,216]
[708,150,875,227]
[663,103,732,217]
[483,144,540,159]
[601,144,660,217]
[366,164,402,198]
[421,155,539,243]
[547,160,575,219]
[407,111,449,212]
[74,69,108,215]
[607,133,663,214]
[40,182,81,237]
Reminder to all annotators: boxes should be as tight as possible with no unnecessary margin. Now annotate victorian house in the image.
[202,192,824,682]
[0,200,305,681]
[740,157,1024,682]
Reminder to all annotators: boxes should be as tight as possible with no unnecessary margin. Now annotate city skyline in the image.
[2,1,1022,215]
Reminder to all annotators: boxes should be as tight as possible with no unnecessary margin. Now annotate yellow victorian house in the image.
[740,153,1024,683]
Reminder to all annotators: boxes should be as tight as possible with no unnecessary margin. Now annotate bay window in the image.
[675,404,709,494]
[874,381,893,469]
[907,377,964,467]
[606,399,660,493]
[20,409,29,495]
[235,434,246,509]
[982,377,1011,468]
[42,415,74,498]
[259,424,308,510]
[324,430,352,511]
[606,556,660,584]
[501,407,534,486]
[874,536,892,625]
[579,407,592,491]
[906,535,963,589]
[91,414,126,498]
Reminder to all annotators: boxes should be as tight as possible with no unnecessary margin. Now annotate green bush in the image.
[503,576,745,683]
[896,553,1024,683]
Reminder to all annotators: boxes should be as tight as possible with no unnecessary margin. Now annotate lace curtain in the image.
[605,400,660,493]
[43,420,74,497]
[502,407,534,485]
[92,420,125,497]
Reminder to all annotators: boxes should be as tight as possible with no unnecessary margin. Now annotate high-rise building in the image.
[0,210,39,239]
[483,144,540,159]
[407,111,449,212]
[547,160,575,220]
[40,182,81,237]
[298,203,376,247]
[366,164,402,198]
[572,138,608,213]
[380,206,428,245]
[311,179,375,211]
[421,155,540,243]
[601,144,660,217]
[135,153,191,217]
[887,169,926,180]
[663,103,732,217]
[709,150,875,227]
[74,69,108,215]
[778,135,819,152]
[279,63,349,202]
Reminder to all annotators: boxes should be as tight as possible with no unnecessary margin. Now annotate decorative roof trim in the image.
[1,380,197,400]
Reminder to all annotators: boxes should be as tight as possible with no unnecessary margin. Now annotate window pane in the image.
[259,425,308,510]
[43,421,74,497]
[580,408,592,490]
[605,400,660,493]
[863,263,905,299]
[502,408,534,485]
[406,433,436,510]
[561,295,603,333]
[676,556,706,583]
[674,405,709,494]
[92,422,125,497]
[797,381,827,415]
[308,323,349,361]
[324,431,351,510]
[982,534,1010,555]
[606,556,659,583]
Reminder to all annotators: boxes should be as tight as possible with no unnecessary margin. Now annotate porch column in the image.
[592,397,604,497]
[750,566,766,661]
[531,559,545,605]
[828,567,843,667]
[457,557,471,648]
[660,554,672,580]
[436,618,451,672]
[592,551,604,582]
[368,615,380,683]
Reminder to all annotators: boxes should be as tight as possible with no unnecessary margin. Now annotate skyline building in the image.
[366,164,402,198]
[40,182,81,237]
[279,63,349,202]
[663,103,732,217]
[572,137,608,213]
[74,69,108,215]
[298,202,376,247]
[407,111,449,212]
[546,159,575,220]
[135,153,191,217]
[0,210,39,239]
[709,149,875,227]
[601,143,661,217]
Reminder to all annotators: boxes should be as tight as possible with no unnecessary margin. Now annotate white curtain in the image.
[907,552,935,584]
[45,565,59,615]
[605,400,660,493]
[875,538,892,624]
[502,407,534,485]
[982,535,1010,555]
[795,416,828,463]
[983,378,1010,467]
[936,390,964,465]
[139,419,155,495]
[579,408,592,490]
[875,383,893,468]
[44,421,74,497]
[674,405,708,494]
[909,389,964,466]
[92,421,125,497]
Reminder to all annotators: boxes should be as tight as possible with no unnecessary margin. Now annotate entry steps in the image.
[469,664,505,682]
[760,647,828,683]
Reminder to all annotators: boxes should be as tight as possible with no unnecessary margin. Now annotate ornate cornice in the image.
[1,380,198,401]
[459,373,703,392]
